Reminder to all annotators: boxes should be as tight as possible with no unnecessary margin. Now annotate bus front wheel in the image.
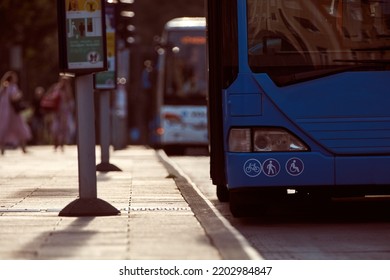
[229,190,258,218]
[216,184,229,202]
[229,189,285,218]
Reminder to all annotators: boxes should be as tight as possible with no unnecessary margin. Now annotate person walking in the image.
[141,60,155,143]
[0,71,32,154]
[29,86,45,145]
[49,77,75,151]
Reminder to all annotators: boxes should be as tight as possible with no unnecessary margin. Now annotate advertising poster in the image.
[95,4,116,89]
[63,0,107,73]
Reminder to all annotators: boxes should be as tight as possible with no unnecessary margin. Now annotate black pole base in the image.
[59,198,120,217]
[96,162,122,172]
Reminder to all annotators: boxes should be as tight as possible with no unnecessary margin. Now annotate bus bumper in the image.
[226,152,390,193]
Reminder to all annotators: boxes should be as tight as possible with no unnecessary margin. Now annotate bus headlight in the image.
[253,128,308,152]
[228,127,308,152]
[228,128,251,152]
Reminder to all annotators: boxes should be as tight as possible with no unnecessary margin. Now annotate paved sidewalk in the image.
[0,145,221,260]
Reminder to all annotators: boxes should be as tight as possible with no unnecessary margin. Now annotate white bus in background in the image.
[151,17,208,155]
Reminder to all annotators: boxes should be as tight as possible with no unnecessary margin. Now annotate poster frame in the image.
[94,2,117,90]
[57,0,108,75]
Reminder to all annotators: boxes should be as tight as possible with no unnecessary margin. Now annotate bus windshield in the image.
[247,0,390,85]
[164,30,207,104]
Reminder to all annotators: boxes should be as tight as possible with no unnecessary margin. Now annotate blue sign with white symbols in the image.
[242,157,305,178]
[243,159,262,177]
[286,158,304,176]
[263,158,280,177]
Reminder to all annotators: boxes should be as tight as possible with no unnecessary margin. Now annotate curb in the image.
[156,150,263,260]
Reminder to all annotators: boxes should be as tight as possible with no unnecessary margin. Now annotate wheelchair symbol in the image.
[286,158,304,176]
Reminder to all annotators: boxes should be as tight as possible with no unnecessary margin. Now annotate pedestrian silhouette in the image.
[46,77,76,151]
[0,71,32,154]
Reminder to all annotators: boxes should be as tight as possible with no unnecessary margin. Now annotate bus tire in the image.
[216,184,229,202]
[229,203,248,218]
[229,190,252,218]
[229,189,283,218]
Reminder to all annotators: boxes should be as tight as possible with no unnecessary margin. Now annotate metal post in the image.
[59,74,120,216]
[100,91,110,164]
[96,90,121,172]
[77,74,98,198]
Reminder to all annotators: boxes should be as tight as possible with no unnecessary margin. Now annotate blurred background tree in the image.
[0,0,59,96]
[137,0,205,50]
[0,0,204,100]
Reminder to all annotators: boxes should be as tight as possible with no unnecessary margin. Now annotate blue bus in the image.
[207,0,390,216]
[152,17,208,154]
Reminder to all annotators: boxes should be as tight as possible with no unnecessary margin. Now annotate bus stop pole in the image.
[59,74,120,216]
[96,90,121,172]
[77,74,97,199]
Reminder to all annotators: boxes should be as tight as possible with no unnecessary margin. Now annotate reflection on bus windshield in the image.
[247,0,390,84]
[165,31,207,100]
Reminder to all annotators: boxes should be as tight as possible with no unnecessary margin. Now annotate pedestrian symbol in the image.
[263,158,280,177]
[286,158,304,176]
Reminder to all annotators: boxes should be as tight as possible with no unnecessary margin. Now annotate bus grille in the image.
[297,117,390,154]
